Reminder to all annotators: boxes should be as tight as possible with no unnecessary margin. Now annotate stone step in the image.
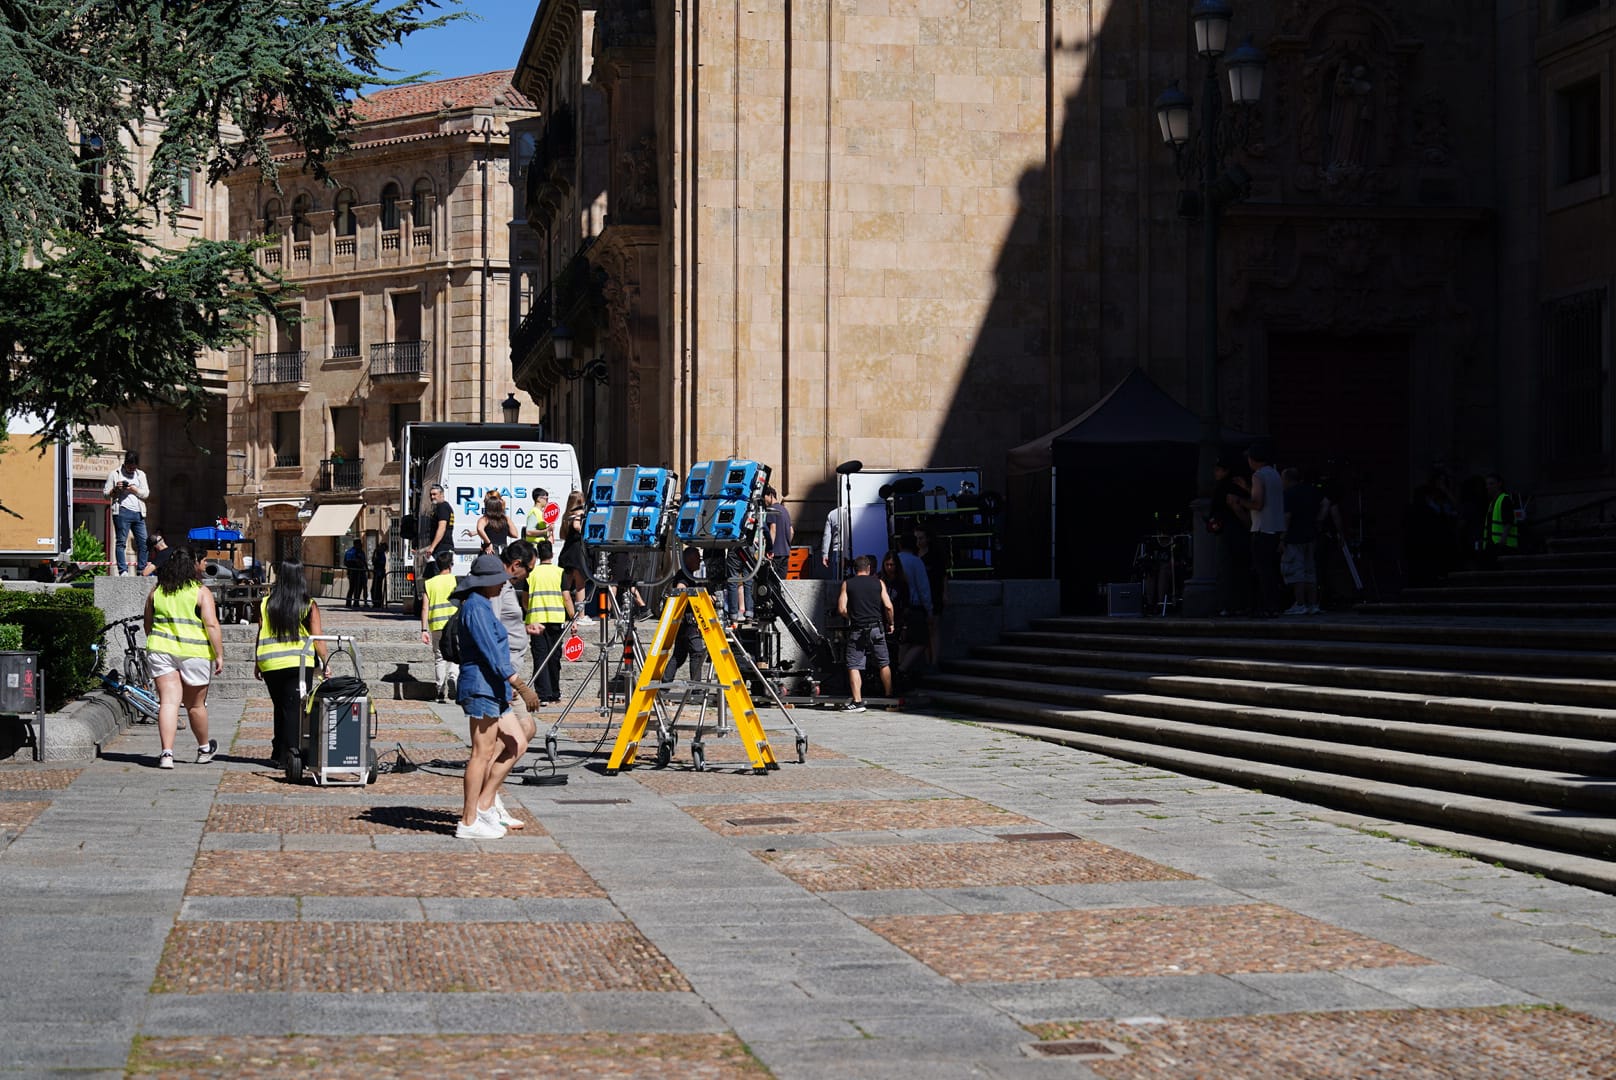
[1022,615,1616,652]
[1547,535,1616,554]
[943,658,1616,748]
[966,644,1616,710]
[1498,551,1616,570]
[1358,602,1616,618]
[930,668,1616,786]
[1000,629,1616,679]
[1444,567,1616,587]
[926,692,1616,864]
[1398,584,1616,602]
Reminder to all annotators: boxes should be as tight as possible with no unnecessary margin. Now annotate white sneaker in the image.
[1306,605,1322,614]
[1282,604,1309,616]
[455,814,505,840]
[491,793,525,830]
[157,750,174,769]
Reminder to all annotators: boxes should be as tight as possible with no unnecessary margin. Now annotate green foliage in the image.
[0,0,465,443]
[71,523,109,577]
[0,588,105,710]
[0,624,20,650]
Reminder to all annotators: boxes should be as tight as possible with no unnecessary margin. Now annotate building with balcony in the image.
[222,72,537,572]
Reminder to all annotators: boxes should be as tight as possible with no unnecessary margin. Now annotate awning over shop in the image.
[256,496,306,511]
[301,503,363,538]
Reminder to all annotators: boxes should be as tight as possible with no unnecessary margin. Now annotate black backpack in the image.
[439,608,463,663]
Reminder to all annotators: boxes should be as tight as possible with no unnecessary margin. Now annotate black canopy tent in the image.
[1006,368,1252,612]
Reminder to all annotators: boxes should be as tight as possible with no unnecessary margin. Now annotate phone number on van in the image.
[452,451,561,469]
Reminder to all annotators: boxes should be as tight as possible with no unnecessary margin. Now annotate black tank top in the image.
[845,575,884,628]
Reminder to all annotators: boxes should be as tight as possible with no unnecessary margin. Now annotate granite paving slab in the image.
[129,1032,767,1078]
[629,765,932,796]
[864,904,1432,983]
[217,769,468,796]
[1028,1006,1616,1079]
[154,921,688,993]
[685,797,1032,835]
[186,851,605,897]
[204,803,545,836]
[0,767,81,789]
[761,839,1192,891]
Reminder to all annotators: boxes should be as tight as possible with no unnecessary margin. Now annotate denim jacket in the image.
[455,591,514,706]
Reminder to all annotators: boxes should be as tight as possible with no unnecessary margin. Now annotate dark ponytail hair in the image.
[265,559,312,641]
[156,545,200,594]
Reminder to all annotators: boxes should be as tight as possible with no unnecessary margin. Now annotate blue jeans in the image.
[113,510,147,575]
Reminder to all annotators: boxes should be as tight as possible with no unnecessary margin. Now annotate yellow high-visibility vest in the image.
[148,582,213,659]
[525,564,568,625]
[255,597,310,672]
[424,572,458,631]
[1487,493,1520,549]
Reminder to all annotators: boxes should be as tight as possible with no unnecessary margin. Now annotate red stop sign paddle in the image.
[562,635,585,662]
[542,501,561,525]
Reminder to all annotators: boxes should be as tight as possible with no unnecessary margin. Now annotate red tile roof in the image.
[354,71,534,123]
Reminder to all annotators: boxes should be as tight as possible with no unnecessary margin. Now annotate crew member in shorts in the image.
[836,554,894,712]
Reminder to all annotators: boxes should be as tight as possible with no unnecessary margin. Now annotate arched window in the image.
[262,199,282,236]
[380,182,401,232]
[290,193,312,241]
[411,177,433,239]
[333,189,356,237]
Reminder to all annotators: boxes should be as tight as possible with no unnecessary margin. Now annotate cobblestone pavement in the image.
[2,698,1614,1078]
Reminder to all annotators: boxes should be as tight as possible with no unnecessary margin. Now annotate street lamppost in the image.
[1153,0,1264,616]
[500,393,522,425]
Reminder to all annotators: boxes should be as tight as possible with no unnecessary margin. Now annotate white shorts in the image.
[149,652,214,687]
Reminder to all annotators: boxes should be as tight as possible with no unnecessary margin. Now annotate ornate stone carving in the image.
[1411,92,1452,166]
[613,134,659,224]
[595,0,655,52]
[1268,3,1422,205]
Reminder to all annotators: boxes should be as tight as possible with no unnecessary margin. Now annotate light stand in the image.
[834,460,862,580]
[1154,4,1264,616]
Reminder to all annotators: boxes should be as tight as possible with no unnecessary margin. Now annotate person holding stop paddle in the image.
[525,540,577,705]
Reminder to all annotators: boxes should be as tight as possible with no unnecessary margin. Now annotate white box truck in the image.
[397,423,580,614]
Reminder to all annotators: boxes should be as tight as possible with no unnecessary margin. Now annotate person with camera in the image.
[837,554,894,712]
[103,451,151,576]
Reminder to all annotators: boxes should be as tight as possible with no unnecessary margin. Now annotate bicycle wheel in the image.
[125,647,154,694]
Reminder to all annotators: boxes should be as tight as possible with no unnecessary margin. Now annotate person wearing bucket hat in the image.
[451,553,542,840]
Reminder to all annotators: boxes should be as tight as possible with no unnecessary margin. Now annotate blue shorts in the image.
[461,694,504,720]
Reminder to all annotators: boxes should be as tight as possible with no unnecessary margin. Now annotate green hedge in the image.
[0,624,20,650]
[0,588,105,711]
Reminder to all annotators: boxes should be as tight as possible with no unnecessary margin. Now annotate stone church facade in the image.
[507,0,1612,572]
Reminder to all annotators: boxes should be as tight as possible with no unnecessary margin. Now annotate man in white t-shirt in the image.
[103,451,151,576]
[1240,441,1286,616]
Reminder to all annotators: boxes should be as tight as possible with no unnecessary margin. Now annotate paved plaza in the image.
[1,698,1614,1078]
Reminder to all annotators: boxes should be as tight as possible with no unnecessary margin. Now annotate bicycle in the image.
[94,617,160,725]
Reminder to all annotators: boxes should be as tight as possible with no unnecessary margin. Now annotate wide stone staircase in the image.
[1364,533,1616,617]
[924,615,1616,893]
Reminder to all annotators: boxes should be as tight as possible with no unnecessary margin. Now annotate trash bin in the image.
[0,652,40,714]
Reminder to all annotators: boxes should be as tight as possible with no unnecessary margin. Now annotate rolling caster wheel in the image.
[795,736,808,764]
[544,734,558,764]
[367,748,379,785]
[655,740,672,768]
[691,743,706,772]
[285,749,303,784]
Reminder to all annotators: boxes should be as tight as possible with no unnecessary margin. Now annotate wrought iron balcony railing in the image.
[252,350,306,385]
[319,458,363,491]
[370,340,428,378]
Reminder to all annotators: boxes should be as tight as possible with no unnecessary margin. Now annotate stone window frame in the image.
[261,197,282,237]
[326,292,365,362]
[1545,52,1611,212]
[333,188,358,237]
[1539,280,1612,468]
[290,192,317,241]
[379,180,403,232]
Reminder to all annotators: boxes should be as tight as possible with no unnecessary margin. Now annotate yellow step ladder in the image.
[605,589,779,774]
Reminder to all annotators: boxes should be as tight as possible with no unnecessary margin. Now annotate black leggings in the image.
[261,667,312,762]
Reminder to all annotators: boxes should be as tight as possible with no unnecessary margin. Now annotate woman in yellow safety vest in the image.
[142,545,225,770]
[254,559,330,767]
[419,548,460,702]
[525,539,576,705]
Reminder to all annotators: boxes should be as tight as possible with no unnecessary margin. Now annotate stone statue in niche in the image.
[614,135,658,222]
[1327,63,1374,172]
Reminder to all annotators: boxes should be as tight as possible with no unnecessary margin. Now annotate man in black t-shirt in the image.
[836,554,893,712]
[140,532,174,577]
[424,484,455,558]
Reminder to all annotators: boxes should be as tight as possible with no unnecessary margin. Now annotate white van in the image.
[412,439,581,584]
